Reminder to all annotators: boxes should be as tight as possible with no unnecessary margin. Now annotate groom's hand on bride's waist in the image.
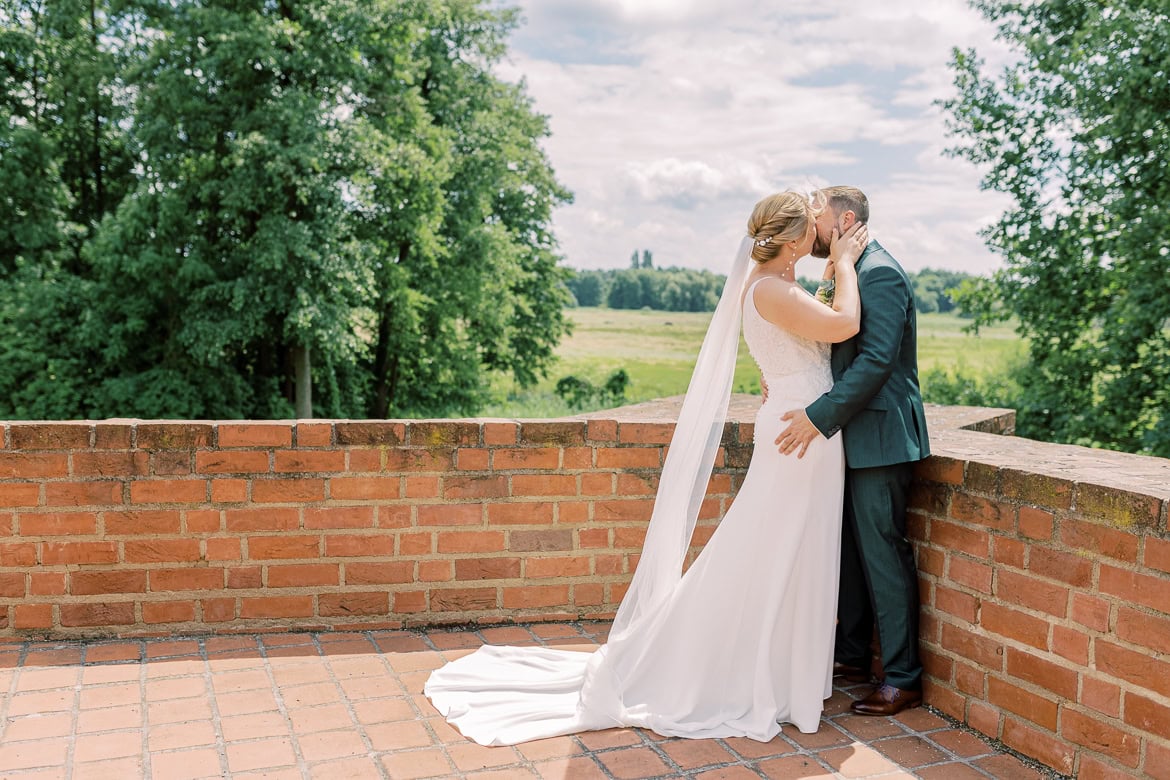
[776,409,823,459]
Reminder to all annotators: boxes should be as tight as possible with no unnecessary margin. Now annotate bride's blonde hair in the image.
[746,191,824,264]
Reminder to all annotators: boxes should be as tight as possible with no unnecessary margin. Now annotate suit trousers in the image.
[835,461,922,690]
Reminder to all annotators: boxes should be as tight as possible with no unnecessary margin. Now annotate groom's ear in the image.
[840,211,856,229]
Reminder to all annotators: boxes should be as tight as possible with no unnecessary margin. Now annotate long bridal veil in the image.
[425,236,758,746]
[608,235,753,640]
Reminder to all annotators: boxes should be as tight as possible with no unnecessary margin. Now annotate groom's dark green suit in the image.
[806,239,930,690]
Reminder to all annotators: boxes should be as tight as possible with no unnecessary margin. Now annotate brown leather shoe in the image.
[850,683,922,716]
[832,661,871,684]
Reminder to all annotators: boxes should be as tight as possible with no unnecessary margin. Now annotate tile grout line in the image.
[445,623,852,780]
[312,631,388,779]
[433,624,601,779]
[66,642,83,780]
[782,720,855,777]
[842,715,994,776]
[0,625,1064,780]
[824,703,994,777]
[134,641,154,780]
[707,738,772,779]
[652,739,773,779]
[383,630,450,778]
[532,623,628,780]
[528,626,622,780]
[526,622,621,780]
[520,624,772,780]
[915,704,1066,780]
[199,636,236,779]
[878,722,1003,778]
[0,641,29,748]
[463,668,530,779]
[634,725,692,779]
[413,629,466,778]
[256,636,312,778]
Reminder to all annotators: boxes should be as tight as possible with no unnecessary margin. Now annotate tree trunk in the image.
[30,2,44,123]
[89,0,104,216]
[371,241,410,417]
[293,344,312,418]
[371,300,393,417]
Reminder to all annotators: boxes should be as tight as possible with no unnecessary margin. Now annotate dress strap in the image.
[742,276,774,316]
[742,276,767,307]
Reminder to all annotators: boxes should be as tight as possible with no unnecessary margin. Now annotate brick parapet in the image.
[0,414,752,637]
[911,418,1170,779]
[2,401,1168,777]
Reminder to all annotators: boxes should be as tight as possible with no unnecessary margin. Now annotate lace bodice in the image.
[742,278,833,404]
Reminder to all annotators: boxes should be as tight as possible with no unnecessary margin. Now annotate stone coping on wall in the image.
[590,394,1017,432]
[611,395,1169,525]
[5,397,1164,521]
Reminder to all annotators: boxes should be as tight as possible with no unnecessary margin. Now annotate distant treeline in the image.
[567,267,723,311]
[566,266,976,314]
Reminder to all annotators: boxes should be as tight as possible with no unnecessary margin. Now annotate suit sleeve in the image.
[806,265,910,437]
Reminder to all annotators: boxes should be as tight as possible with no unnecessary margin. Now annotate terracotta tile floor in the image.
[0,622,1053,779]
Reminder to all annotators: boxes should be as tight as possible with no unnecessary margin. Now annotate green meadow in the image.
[481,307,1025,418]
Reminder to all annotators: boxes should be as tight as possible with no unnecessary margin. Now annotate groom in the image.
[774,185,930,716]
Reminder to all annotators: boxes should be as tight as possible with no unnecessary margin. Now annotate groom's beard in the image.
[811,229,832,259]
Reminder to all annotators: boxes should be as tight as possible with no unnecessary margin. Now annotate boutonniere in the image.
[815,278,835,306]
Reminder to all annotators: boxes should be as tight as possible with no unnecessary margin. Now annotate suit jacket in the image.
[806,240,930,469]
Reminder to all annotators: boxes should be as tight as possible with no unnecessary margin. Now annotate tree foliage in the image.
[566,266,974,314]
[554,368,628,410]
[604,267,722,311]
[563,267,725,312]
[911,268,969,314]
[0,0,138,417]
[943,0,1170,455]
[609,268,721,311]
[0,0,571,420]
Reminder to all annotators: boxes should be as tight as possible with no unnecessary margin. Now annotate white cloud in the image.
[495,0,1019,274]
[624,157,766,208]
[593,0,720,23]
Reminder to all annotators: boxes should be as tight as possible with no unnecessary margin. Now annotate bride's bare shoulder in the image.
[749,276,804,309]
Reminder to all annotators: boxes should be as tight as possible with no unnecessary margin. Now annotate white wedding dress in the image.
[425,277,845,746]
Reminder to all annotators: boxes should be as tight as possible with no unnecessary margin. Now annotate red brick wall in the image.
[911,425,1170,780]
[2,403,1168,778]
[0,417,750,636]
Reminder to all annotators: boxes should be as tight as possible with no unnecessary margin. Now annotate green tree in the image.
[366,0,572,416]
[0,0,137,271]
[915,268,971,314]
[606,269,643,309]
[943,0,1170,455]
[599,267,725,312]
[565,270,606,306]
[0,0,571,421]
[77,0,389,418]
[0,0,138,418]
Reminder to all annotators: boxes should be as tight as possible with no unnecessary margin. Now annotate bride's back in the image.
[743,279,832,406]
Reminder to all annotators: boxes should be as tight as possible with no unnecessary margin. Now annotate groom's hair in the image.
[820,186,869,224]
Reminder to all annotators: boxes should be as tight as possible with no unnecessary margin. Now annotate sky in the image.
[491,0,1018,275]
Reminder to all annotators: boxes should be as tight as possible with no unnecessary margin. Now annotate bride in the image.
[425,190,868,746]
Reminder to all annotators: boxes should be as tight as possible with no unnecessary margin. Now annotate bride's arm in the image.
[751,225,865,343]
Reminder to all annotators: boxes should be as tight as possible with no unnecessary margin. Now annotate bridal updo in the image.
[746,190,823,264]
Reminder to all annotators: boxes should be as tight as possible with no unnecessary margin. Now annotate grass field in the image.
[480,307,1025,418]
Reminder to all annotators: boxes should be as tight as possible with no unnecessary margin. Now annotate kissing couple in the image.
[425,186,931,746]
